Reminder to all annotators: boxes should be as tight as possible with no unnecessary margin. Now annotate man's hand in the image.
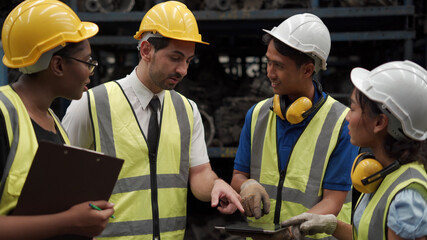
[281,213,337,239]
[211,179,245,214]
[240,179,270,219]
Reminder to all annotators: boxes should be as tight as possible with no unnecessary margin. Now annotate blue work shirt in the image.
[234,88,358,191]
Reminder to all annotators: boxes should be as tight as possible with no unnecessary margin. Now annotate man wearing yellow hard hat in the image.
[0,0,114,238]
[62,1,244,239]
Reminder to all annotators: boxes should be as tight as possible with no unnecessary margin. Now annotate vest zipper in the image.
[273,170,286,224]
[149,152,160,240]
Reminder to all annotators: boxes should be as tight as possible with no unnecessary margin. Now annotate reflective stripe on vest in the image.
[356,163,427,240]
[88,82,193,239]
[0,86,69,215]
[250,96,351,239]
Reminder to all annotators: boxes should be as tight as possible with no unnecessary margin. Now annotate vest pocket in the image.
[6,172,26,197]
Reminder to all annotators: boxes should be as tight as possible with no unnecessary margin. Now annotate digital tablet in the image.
[215,221,285,235]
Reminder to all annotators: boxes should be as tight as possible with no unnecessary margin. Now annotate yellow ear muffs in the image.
[272,94,286,120]
[271,94,325,124]
[351,153,400,193]
[351,153,383,193]
[286,97,312,124]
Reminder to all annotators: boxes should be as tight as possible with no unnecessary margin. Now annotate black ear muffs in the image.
[351,153,400,193]
[271,94,325,124]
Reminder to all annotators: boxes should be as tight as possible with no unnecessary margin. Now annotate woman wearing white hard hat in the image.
[281,60,427,240]
[0,0,114,238]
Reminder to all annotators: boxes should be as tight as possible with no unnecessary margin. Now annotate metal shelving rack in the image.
[67,0,415,59]
[63,0,421,158]
[1,0,420,158]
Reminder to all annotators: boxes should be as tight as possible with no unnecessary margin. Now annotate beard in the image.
[149,63,182,90]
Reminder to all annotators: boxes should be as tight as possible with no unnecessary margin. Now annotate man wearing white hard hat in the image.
[231,13,358,239]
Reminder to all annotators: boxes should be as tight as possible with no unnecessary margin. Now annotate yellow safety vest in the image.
[0,85,69,215]
[354,162,427,240]
[249,96,351,239]
[87,81,194,240]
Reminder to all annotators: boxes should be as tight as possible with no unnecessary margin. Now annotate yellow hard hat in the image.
[133,1,208,45]
[2,0,99,69]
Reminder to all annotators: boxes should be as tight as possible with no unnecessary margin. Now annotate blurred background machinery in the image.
[1,0,423,151]
[1,0,426,239]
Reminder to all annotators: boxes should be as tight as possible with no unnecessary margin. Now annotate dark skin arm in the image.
[0,200,114,240]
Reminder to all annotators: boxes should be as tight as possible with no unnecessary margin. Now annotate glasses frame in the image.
[58,55,98,75]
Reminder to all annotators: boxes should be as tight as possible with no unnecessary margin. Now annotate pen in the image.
[89,203,115,219]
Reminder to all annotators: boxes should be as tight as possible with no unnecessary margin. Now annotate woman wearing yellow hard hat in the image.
[0,0,115,238]
[281,60,427,240]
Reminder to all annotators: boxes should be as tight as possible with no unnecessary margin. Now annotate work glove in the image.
[281,213,337,240]
[240,179,270,219]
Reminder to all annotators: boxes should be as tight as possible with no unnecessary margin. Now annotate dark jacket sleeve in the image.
[0,110,10,179]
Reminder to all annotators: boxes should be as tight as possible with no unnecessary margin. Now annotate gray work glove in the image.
[281,213,337,239]
[240,179,270,219]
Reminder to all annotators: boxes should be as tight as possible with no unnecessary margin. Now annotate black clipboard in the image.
[215,222,285,236]
[13,141,124,239]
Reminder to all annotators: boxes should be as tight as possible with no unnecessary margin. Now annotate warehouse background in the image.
[1,0,426,239]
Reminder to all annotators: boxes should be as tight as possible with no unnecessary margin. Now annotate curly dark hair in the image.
[54,41,86,57]
[354,88,427,170]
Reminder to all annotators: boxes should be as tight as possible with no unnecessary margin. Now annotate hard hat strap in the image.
[19,45,63,74]
[377,103,410,142]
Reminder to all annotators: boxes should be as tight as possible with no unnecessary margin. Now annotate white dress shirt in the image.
[62,68,209,167]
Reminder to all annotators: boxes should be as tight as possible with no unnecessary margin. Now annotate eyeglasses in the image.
[59,55,98,75]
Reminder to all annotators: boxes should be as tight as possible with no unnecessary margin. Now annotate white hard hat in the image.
[263,13,331,73]
[351,60,427,141]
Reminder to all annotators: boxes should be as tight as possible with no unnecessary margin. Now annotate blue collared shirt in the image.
[234,87,358,191]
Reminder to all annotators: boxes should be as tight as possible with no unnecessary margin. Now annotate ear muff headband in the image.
[361,160,400,185]
[301,94,326,118]
[271,94,326,124]
[351,153,400,193]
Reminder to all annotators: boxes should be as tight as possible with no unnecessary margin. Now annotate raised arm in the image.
[189,163,244,214]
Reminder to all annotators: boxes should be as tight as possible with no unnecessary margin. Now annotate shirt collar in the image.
[128,68,165,110]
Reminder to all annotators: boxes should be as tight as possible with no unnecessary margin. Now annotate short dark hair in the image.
[262,33,314,69]
[147,37,170,52]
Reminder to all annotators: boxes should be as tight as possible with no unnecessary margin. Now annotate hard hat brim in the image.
[81,22,99,41]
[350,67,371,95]
[133,30,209,45]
